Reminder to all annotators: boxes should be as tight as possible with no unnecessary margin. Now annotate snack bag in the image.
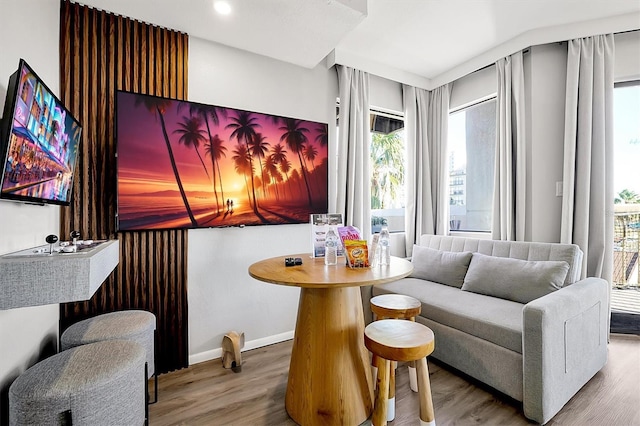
[344,240,369,268]
[337,226,361,266]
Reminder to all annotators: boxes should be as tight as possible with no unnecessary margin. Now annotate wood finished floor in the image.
[149,334,640,425]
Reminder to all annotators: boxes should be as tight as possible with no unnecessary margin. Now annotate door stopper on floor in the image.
[222,331,244,372]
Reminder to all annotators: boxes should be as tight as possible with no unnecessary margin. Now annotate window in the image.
[370,110,405,233]
[336,104,406,234]
[448,98,496,232]
[612,82,640,291]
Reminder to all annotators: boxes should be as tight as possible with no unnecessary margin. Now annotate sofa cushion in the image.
[410,245,473,288]
[418,234,583,286]
[461,253,569,304]
[373,279,524,353]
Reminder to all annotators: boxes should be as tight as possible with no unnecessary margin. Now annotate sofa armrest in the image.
[522,277,608,424]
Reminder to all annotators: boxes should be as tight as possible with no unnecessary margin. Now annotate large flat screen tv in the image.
[0,59,82,206]
[116,91,329,231]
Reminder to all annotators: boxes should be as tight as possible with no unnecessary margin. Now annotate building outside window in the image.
[448,98,496,232]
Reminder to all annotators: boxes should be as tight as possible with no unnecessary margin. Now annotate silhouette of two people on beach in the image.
[225,199,234,216]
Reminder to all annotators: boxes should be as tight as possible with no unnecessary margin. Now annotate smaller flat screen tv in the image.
[0,59,82,206]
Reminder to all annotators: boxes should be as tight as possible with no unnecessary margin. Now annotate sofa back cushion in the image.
[410,245,472,288]
[461,253,570,303]
[418,235,583,287]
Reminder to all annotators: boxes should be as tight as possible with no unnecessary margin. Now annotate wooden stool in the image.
[370,294,421,321]
[365,319,436,426]
[370,294,422,421]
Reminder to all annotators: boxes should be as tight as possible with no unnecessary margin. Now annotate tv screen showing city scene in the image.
[116,91,329,231]
[0,59,82,206]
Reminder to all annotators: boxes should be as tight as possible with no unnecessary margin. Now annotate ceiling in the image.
[78,0,640,88]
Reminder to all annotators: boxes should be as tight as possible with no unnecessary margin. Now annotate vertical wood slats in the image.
[59,0,189,373]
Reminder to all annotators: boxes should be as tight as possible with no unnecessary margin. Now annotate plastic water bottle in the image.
[324,226,339,265]
[379,224,391,266]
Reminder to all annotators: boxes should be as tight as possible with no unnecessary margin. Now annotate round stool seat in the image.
[61,310,156,376]
[9,340,146,426]
[369,295,424,422]
[370,294,421,319]
[365,319,434,362]
[365,320,437,426]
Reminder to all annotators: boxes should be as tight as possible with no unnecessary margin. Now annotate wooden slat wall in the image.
[59,0,189,373]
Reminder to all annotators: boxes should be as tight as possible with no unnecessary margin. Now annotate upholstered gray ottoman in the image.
[9,340,146,426]
[61,310,157,402]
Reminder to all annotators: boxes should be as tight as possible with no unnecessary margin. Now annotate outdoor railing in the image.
[613,208,640,289]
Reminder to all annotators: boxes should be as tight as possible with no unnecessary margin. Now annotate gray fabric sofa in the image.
[368,235,609,424]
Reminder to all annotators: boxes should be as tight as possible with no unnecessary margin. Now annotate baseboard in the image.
[189,330,295,365]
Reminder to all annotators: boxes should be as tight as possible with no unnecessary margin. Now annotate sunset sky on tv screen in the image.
[116,91,329,230]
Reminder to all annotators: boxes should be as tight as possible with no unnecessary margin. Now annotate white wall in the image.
[0,0,62,422]
[450,65,496,110]
[615,30,640,82]
[370,74,402,113]
[187,37,338,363]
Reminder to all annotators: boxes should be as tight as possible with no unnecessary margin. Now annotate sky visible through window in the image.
[614,84,640,197]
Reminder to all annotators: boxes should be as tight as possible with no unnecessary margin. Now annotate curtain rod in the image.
[615,28,640,35]
[468,28,638,76]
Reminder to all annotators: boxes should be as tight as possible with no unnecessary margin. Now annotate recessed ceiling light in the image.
[214,1,232,15]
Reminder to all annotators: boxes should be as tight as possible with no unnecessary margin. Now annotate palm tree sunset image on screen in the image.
[173,115,210,181]
[280,118,315,208]
[116,91,329,231]
[226,111,261,217]
[132,95,197,227]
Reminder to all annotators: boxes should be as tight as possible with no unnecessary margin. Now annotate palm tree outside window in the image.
[370,109,405,233]
[336,103,406,234]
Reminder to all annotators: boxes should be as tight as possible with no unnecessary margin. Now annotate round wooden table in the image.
[249,254,413,426]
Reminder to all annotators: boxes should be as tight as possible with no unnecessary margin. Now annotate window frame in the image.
[369,107,406,234]
[447,96,497,234]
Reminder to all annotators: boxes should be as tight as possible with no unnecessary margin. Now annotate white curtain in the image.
[336,65,371,241]
[403,84,451,257]
[561,34,615,282]
[493,51,527,241]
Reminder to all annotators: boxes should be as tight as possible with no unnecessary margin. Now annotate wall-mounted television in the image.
[116,91,329,231]
[0,59,82,206]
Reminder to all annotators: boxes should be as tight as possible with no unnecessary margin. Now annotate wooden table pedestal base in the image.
[285,286,374,426]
